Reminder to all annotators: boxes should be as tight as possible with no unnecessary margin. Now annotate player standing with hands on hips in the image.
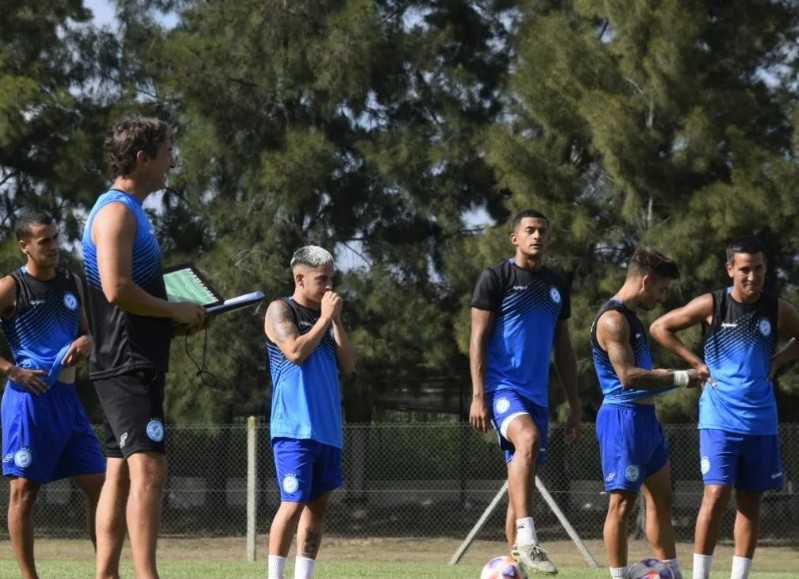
[264,246,357,579]
[469,209,581,576]
[650,236,799,579]
[1,210,106,579]
[82,117,208,579]
[591,248,701,579]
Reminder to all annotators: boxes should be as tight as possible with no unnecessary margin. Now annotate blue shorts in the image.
[2,381,106,484]
[272,438,343,503]
[488,389,549,464]
[597,403,669,492]
[700,429,783,492]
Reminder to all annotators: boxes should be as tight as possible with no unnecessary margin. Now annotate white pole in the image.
[535,476,599,567]
[448,480,508,565]
[246,416,257,562]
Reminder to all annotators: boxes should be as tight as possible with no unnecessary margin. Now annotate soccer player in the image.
[650,236,799,579]
[0,210,106,579]
[83,117,208,579]
[591,248,701,579]
[469,209,581,576]
[263,246,357,579]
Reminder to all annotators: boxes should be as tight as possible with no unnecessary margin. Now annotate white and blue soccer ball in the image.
[628,558,675,579]
[480,556,527,579]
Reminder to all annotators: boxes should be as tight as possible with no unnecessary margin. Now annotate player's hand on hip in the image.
[469,395,490,432]
[171,302,208,328]
[692,363,715,389]
[8,367,48,395]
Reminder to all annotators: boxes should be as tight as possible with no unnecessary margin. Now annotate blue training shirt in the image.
[471,259,570,408]
[701,288,779,435]
[1,267,81,380]
[82,190,172,377]
[590,298,674,404]
[266,298,343,448]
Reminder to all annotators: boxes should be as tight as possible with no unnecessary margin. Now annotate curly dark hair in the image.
[628,248,679,280]
[104,117,171,177]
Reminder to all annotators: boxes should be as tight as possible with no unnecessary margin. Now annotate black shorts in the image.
[94,368,166,459]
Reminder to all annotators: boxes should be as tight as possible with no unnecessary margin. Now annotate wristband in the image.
[673,370,690,387]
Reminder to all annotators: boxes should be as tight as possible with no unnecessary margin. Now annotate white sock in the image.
[730,555,752,579]
[692,553,713,579]
[609,566,627,578]
[662,558,683,579]
[515,516,538,546]
[268,555,287,579]
[294,556,316,579]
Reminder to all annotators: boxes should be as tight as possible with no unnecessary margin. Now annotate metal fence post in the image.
[246,416,257,562]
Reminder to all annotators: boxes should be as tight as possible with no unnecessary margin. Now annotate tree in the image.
[479,0,799,418]
[107,0,517,423]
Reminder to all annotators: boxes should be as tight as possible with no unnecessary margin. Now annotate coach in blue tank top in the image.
[264,246,357,579]
[83,118,208,579]
[651,236,799,579]
[591,249,699,579]
[0,210,106,578]
[469,209,581,576]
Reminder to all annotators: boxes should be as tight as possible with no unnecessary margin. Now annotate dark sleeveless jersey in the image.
[266,298,342,448]
[1,266,82,373]
[82,190,172,378]
[701,288,779,434]
[590,298,672,403]
[471,259,570,408]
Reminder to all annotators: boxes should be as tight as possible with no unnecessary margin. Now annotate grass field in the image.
[1,536,796,578]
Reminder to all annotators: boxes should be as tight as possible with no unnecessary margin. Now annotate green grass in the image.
[0,560,795,579]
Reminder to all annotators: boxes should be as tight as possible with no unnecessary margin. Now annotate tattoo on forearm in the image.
[301,526,321,557]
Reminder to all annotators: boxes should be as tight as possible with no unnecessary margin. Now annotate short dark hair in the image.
[726,235,766,264]
[512,209,550,229]
[16,210,54,241]
[628,248,679,280]
[105,117,171,177]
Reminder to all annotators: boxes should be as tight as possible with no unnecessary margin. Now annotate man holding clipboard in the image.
[82,117,208,579]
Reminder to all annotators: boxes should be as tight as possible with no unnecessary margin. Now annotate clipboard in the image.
[163,264,264,315]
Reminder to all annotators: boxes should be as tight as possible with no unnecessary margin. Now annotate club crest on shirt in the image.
[494,397,511,414]
[549,287,561,304]
[282,473,299,494]
[63,292,79,311]
[624,465,640,482]
[146,419,165,442]
[758,318,772,337]
[14,448,33,469]
[700,456,711,475]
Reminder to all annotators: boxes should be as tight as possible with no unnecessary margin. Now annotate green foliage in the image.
[6,1,799,424]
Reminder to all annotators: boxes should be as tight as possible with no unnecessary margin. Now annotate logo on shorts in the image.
[494,397,511,414]
[14,448,32,469]
[63,292,78,311]
[624,465,640,482]
[700,456,711,475]
[605,472,615,482]
[282,474,299,494]
[119,432,128,449]
[758,318,772,337]
[2,453,14,463]
[549,287,561,304]
[146,419,165,442]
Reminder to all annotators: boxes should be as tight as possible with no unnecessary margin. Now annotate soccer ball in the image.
[480,556,528,579]
[628,558,675,579]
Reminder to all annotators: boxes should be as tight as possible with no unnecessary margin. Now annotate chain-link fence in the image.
[2,422,798,550]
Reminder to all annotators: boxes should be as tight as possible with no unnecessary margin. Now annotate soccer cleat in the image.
[512,543,558,575]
